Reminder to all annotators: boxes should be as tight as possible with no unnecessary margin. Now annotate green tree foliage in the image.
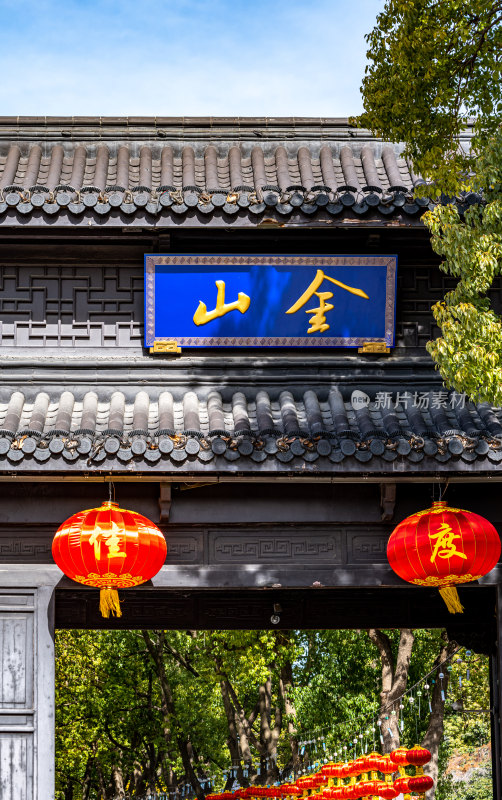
[55,629,489,799]
[431,650,491,800]
[359,0,502,191]
[358,0,502,402]
[424,136,502,402]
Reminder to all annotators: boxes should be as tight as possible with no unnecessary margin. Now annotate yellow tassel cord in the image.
[99,588,122,618]
[439,586,464,614]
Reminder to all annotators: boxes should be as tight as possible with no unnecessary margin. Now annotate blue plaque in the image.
[145,255,397,348]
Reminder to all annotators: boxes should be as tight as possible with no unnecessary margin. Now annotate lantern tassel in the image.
[439,586,464,614]
[99,588,122,618]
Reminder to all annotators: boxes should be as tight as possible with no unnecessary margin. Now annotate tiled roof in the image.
[1,386,501,472]
[0,117,471,223]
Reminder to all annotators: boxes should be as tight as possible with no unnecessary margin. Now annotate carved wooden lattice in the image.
[1,264,501,351]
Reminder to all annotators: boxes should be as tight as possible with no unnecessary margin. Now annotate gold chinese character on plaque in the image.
[193,280,250,326]
[286,270,369,334]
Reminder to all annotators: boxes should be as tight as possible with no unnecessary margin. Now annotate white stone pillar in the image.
[0,566,60,800]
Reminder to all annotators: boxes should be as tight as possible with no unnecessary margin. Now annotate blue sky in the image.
[0,0,382,116]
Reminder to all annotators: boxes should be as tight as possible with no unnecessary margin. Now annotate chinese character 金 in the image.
[89,521,127,560]
[429,522,468,564]
[285,270,369,334]
[193,280,251,326]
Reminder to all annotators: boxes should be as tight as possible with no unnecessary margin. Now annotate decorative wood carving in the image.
[380,483,396,521]
[158,483,172,523]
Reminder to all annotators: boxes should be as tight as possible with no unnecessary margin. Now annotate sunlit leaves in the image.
[358,0,502,195]
[425,133,502,402]
[358,0,502,403]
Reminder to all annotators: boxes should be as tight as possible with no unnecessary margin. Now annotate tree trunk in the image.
[63,777,73,800]
[142,631,205,800]
[258,674,282,780]
[368,628,415,752]
[131,762,147,797]
[95,761,108,800]
[279,661,300,772]
[422,632,457,800]
[219,672,263,784]
[220,678,243,770]
[81,757,94,800]
[111,765,125,798]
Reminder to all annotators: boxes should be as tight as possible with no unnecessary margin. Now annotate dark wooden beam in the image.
[55,584,497,634]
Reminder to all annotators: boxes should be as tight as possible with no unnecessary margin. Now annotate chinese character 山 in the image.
[193,280,250,326]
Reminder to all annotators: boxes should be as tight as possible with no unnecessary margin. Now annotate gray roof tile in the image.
[0,386,501,472]
[0,118,464,222]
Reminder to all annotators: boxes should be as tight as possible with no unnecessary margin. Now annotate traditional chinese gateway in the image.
[0,117,500,797]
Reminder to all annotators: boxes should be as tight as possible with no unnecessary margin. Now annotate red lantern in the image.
[375,783,398,800]
[389,747,408,767]
[387,501,501,613]
[406,746,431,767]
[52,500,167,617]
[365,753,383,772]
[298,777,317,791]
[374,756,395,776]
[350,757,367,777]
[321,764,343,786]
[408,775,433,792]
[393,777,410,795]
[281,786,301,797]
[356,780,379,797]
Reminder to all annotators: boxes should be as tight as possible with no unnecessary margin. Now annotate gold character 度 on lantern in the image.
[193,280,250,326]
[285,270,369,334]
[429,522,467,564]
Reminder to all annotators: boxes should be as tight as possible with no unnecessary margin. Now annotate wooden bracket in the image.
[380,482,396,521]
[159,483,172,523]
[150,340,182,354]
[358,341,391,354]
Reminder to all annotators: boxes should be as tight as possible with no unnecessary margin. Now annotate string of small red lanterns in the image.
[206,747,433,800]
